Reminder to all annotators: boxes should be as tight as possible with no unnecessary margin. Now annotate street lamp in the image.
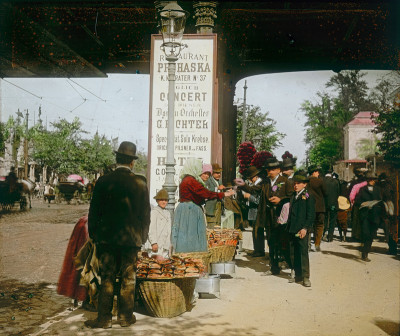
[158,2,188,217]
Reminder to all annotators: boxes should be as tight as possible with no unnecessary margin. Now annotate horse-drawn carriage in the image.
[57,181,85,204]
[0,180,29,211]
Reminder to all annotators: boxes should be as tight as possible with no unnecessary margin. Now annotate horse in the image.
[20,179,35,209]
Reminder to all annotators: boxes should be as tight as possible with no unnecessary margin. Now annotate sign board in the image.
[148,34,217,202]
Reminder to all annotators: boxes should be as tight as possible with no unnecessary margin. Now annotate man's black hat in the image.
[263,157,281,169]
[282,157,297,169]
[307,164,321,175]
[293,170,309,183]
[114,141,138,160]
[244,166,261,179]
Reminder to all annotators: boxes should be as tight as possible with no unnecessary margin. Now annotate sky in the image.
[0,70,390,164]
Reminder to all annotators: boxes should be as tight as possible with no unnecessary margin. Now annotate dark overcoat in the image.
[255,175,293,238]
[286,190,316,234]
[308,176,327,213]
[324,176,340,209]
[88,167,151,247]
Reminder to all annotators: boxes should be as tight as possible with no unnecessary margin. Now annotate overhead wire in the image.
[68,78,107,102]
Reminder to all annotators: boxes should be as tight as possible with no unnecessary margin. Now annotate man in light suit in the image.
[205,163,225,228]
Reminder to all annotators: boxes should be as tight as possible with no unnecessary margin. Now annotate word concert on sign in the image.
[148,35,216,203]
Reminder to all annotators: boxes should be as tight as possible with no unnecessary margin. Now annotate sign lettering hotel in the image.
[148,35,216,201]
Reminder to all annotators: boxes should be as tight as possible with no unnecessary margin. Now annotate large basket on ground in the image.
[174,251,211,273]
[137,277,196,318]
[209,245,236,263]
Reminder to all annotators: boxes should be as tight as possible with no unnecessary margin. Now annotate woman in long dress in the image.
[172,158,235,253]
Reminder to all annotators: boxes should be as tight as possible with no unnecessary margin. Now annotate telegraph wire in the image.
[1,78,43,100]
[66,79,85,100]
[68,78,106,102]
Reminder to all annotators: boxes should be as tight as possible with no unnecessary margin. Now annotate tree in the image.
[236,104,285,151]
[80,132,114,176]
[372,106,400,163]
[301,93,348,170]
[31,118,87,175]
[325,70,373,113]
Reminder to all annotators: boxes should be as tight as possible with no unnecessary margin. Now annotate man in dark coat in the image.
[257,157,293,275]
[307,165,327,251]
[323,171,340,242]
[85,141,150,329]
[236,166,264,257]
[355,172,382,262]
[286,170,315,287]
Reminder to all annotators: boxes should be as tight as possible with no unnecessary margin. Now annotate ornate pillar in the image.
[193,1,217,34]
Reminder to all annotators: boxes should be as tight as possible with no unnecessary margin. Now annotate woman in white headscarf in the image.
[172,158,234,253]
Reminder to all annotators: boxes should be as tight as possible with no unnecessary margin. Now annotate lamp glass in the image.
[159,3,187,52]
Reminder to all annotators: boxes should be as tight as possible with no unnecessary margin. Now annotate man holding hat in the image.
[86,141,150,329]
[286,170,315,287]
[257,157,293,275]
[205,163,225,228]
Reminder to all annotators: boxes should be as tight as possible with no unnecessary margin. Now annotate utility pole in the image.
[241,80,248,143]
[24,109,29,180]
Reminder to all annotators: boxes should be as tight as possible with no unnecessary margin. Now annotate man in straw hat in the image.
[286,170,315,287]
[86,141,150,329]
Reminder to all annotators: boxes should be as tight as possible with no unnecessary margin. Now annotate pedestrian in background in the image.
[307,165,327,252]
[85,141,150,329]
[356,172,383,262]
[323,171,340,242]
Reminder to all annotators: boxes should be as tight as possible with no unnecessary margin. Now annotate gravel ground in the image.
[0,199,399,336]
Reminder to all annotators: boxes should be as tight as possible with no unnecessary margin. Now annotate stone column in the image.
[193,1,217,34]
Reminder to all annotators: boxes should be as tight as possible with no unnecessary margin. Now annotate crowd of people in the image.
[55,140,396,329]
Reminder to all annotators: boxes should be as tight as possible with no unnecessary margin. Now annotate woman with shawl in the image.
[172,158,235,253]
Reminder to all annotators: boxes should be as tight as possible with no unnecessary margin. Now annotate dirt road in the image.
[0,199,399,336]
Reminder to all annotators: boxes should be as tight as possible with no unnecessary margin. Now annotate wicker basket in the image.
[137,277,196,318]
[209,245,236,263]
[174,251,211,272]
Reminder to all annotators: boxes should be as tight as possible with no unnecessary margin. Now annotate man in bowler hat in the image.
[257,157,293,275]
[85,141,150,329]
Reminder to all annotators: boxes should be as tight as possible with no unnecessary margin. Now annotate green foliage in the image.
[236,104,285,151]
[133,150,148,176]
[80,133,114,175]
[373,106,400,163]
[303,70,397,170]
[325,70,373,113]
[30,118,119,176]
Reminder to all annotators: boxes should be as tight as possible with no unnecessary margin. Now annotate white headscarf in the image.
[180,158,204,185]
